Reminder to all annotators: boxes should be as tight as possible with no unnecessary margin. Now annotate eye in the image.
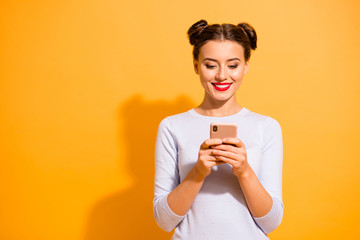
[228,65,238,69]
[205,64,216,69]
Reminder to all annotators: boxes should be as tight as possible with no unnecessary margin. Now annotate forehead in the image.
[198,40,245,61]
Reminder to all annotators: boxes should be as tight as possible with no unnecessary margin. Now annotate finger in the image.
[201,138,223,149]
[198,153,219,162]
[211,144,239,153]
[212,149,239,160]
[199,148,220,157]
[221,138,245,148]
[214,155,237,166]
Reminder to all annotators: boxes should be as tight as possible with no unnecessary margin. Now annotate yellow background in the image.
[1,0,359,239]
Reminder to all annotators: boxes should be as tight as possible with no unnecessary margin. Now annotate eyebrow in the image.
[202,57,241,62]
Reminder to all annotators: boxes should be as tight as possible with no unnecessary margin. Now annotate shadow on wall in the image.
[83,95,194,240]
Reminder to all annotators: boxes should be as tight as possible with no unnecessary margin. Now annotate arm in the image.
[211,139,273,217]
[153,118,183,232]
[237,166,273,218]
[167,138,223,215]
[252,117,283,233]
[211,117,283,233]
[153,119,223,231]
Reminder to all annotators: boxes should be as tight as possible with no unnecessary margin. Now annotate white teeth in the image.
[214,84,230,88]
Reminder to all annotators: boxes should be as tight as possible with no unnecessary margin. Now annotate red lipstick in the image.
[211,82,232,91]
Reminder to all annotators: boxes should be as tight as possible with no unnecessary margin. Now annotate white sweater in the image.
[153,108,283,240]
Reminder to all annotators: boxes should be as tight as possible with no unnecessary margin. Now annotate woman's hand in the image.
[210,138,250,178]
[195,138,224,179]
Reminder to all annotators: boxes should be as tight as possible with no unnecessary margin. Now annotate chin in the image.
[210,94,234,102]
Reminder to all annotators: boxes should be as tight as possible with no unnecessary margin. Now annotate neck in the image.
[195,95,242,117]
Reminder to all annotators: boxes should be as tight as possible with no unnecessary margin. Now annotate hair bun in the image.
[187,19,208,45]
[237,23,257,50]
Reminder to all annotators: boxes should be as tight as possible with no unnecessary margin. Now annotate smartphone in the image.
[210,122,237,139]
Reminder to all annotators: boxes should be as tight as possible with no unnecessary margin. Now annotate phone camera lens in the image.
[213,126,218,132]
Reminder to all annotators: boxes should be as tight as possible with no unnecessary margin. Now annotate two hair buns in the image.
[187,19,257,50]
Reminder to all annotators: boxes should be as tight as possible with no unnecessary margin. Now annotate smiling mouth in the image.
[211,82,232,91]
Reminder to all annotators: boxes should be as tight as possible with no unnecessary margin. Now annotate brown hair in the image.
[187,19,257,61]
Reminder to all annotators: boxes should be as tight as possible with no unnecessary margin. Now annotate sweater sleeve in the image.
[253,117,284,234]
[153,118,186,232]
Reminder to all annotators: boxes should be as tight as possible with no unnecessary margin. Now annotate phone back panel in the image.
[210,122,237,139]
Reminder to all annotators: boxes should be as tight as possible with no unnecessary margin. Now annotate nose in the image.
[216,67,227,81]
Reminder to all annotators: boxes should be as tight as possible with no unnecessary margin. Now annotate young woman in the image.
[153,19,283,239]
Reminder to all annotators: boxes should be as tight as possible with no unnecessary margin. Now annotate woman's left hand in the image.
[210,138,250,178]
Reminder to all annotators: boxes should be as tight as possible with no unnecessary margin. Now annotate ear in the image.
[244,61,250,74]
[193,59,199,74]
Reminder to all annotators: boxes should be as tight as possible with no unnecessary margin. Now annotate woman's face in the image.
[193,40,249,103]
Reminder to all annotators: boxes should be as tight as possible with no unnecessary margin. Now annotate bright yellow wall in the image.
[1,0,359,239]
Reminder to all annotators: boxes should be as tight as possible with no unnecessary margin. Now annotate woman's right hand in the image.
[195,138,224,178]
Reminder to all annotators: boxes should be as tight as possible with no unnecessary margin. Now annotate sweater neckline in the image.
[188,107,248,120]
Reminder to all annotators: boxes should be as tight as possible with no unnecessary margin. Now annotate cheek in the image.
[230,69,245,79]
[199,75,212,89]
[200,70,215,81]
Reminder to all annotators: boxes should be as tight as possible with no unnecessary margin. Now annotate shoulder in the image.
[157,109,195,134]
[243,108,281,127]
[241,109,283,152]
[241,108,282,138]
[158,109,194,127]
